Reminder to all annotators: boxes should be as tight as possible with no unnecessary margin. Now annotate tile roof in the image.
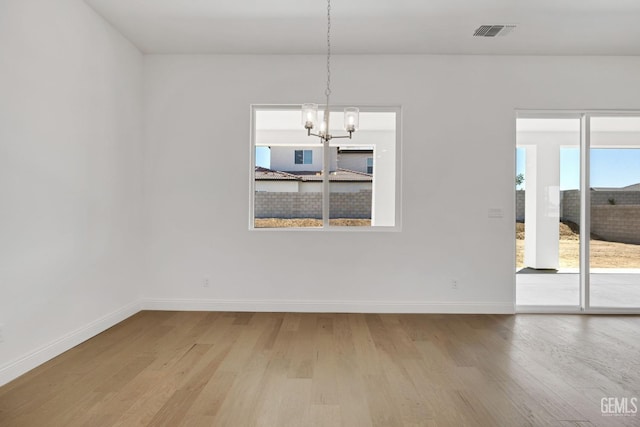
[254,167,300,181]
[255,167,372,182]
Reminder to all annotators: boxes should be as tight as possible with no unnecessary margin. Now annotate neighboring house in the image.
[258,146,373,193]
[255,166,372,193]
[337,148,374,174]
[269,146,374,174]
[269,146,337,173]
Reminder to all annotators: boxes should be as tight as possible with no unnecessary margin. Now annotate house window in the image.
[295,150,313,165]
[251,106,401,230]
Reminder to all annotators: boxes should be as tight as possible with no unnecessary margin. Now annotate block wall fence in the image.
[516,190,640,244]
[255,190,372,219]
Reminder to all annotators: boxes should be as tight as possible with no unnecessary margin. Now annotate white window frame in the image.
[249,104,402,232]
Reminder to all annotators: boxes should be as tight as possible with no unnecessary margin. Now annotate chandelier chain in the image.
[303,0,357,143]
[325,0,331,103]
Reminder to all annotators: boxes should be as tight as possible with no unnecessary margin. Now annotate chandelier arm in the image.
[307,132,351,142]
[327,133,353,140]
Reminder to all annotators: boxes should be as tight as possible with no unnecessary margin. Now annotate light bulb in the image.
[344,107,359,132]
[302,103,318,129]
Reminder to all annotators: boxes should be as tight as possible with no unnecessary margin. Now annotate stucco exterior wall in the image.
[269,146,338,172]
[338,152,372,173]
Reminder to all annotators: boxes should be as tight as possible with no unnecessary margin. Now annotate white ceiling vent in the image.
[473,25,516,37]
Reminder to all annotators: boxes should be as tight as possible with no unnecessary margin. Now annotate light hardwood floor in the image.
[1,312,639,426]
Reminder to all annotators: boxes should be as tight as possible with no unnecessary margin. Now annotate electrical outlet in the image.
[451,280,459,290]
[0,324,5,344]
[203,278,210,288]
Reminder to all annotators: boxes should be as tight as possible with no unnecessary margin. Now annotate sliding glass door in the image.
[515,117,581,308]
[588,116,640,309]
[516,112,640,313]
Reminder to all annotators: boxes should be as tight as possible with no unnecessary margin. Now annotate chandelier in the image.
[302,0,359,143]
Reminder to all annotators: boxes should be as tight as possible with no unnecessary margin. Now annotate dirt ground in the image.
[516,222,640,268]
[254,218,371,228]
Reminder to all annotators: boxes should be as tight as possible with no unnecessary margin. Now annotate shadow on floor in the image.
[517,268,560,275]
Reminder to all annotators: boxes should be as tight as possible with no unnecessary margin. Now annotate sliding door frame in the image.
[580,114,590,311]
[516,109,640,314]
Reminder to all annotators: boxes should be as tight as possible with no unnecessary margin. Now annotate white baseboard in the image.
[142,298,515,314]
[0,300,141,387]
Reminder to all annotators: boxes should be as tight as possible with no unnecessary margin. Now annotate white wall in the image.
[0,0,143,385]
[142,54,640,312]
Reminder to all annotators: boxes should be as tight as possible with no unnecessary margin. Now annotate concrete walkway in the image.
[516,269,640,308]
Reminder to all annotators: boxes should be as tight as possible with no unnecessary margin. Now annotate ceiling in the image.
[85,0,640,55]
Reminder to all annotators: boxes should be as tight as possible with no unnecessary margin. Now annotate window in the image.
[295,150,313,165]
[251,106,401,230]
